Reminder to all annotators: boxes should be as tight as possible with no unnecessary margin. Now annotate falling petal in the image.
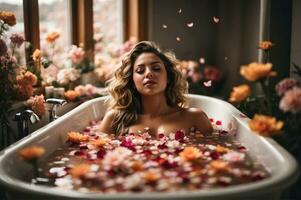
[178,9,182,14]
[203,80,212,87]
[213,16,220,23]
[176,37,181,42]
[162,24,168,29]
[199,57,205,64]
[187,22,194,27]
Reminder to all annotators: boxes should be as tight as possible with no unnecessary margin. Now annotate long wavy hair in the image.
[106,41,187,134]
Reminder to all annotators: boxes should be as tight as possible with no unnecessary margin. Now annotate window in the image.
[39,0,71,67]
[0,0,26,65]
[93,0,123,45]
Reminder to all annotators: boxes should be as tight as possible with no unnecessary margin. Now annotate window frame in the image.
[21,0,148,71]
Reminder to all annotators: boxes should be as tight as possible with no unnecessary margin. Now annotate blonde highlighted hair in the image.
[106,41,187,134]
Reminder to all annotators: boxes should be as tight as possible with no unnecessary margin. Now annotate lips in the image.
[143,79,157,86]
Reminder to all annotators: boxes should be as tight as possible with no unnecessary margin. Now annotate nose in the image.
[145,67,154,78]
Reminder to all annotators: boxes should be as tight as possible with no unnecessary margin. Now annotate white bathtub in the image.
[0,94,299,200]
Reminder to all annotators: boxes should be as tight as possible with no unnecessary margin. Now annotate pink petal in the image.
[213,16,220,23]
[203,80,212,87]
[199,57,205,64]
[187,22,194,27]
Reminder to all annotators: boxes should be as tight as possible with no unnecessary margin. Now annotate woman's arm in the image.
[99,109,116,134]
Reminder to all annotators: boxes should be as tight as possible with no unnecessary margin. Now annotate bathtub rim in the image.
[0,94,299,199]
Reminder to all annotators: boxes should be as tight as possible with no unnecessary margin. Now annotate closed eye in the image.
[135,67,145,74]
[152,65,161,72]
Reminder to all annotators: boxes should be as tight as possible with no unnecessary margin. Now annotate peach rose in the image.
[67,131,89,143]
[258,41,274,50]
[19,146,45,161]
[249,114,283,137]
[180,146,201,161]
[32,49,42,61]
[64,90,79,101]
[240,62,276,81]
[0,11,16,26]
[229,84,251,103]
[69,164,91,178]
[45,31,60,43]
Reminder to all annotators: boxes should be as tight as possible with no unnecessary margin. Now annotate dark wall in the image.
[148,0,217,63]
[215,0,260,96]
[148,0,260,97]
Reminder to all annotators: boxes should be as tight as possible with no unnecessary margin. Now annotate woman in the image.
[99,41,213,137]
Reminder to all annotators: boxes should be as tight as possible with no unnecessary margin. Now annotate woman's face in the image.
[133,52,167,96]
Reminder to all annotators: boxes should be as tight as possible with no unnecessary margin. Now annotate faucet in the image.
[46,98,67,122]
[14,110,40,140]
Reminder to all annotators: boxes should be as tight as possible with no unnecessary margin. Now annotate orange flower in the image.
[90,138,110,148]
[258,41,274,50]
[69,164,90,178]
[64,90,79,101]
[142,171,160,183]
[240,62,276,81]
[210,160,228,171]
[17,71,37,85]
[32,49,42,61]
[0,11,16,26]
[249,114,284,137]
[131,160,144,171]
[16,71,37,100]
[215,145,230,153]
[26,95,46,117]
[45,31,60,43]
[67,131,89,143]
[229,84,250,103]
[19,146,45,161]
[179,146,201,161]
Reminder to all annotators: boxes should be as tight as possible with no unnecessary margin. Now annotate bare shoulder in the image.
[183,107,213,134]
[99,109,117,134]
[186,107,206,115]
[183,107,208,119]
[102,109,117,120]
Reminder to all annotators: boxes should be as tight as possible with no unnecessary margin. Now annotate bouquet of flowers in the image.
[228,41,301,157]
[0,11,47,150]
[94,37,137,84]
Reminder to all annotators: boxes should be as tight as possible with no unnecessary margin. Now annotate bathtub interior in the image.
[0,95,298,196]
[187,95,289,175]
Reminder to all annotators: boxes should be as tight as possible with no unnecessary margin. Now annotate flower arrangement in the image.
[94,37,137,84]
[0,11,44,149]
[228,41,301,156]
[68,44,94,74]
[64,84,106,102]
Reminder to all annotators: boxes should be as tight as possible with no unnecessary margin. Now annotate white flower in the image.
[166,140,180,149]
[57,68,80,85]
[223,151,245,162]
[102,147,132,170]
[55,175,73,189]
[123,173,144,189]
[74,85,86,96]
